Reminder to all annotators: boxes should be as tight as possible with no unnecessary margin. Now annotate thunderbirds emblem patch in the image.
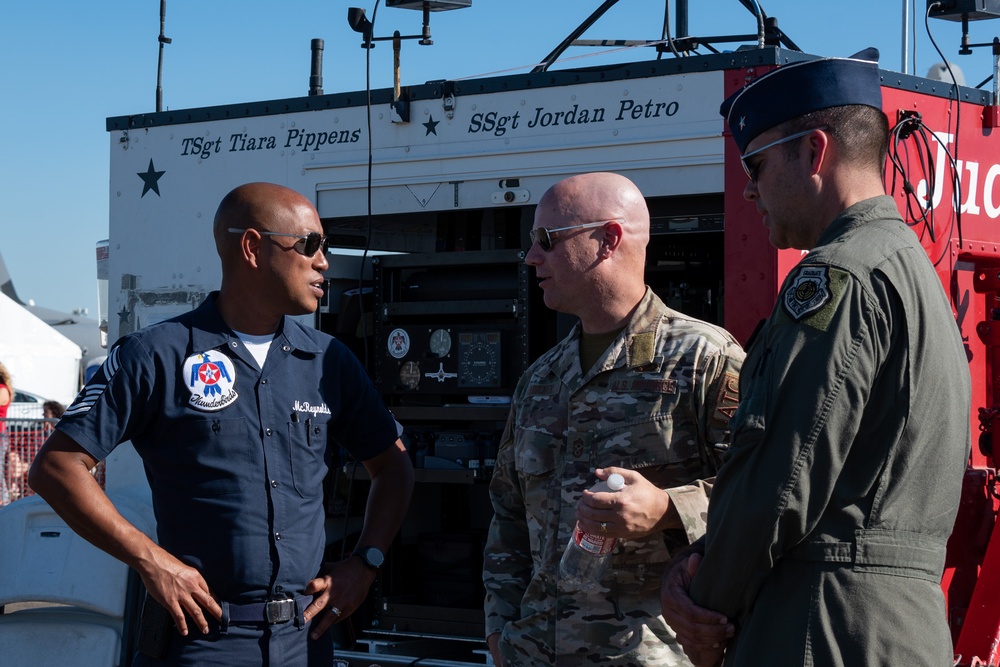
[183,351,238,412]
[783,266,832,321]
[387,328,410,359]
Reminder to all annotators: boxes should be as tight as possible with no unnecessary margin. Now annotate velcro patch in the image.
[779,265,849,331]
[567,431,592,461]
[783,266,831,320]
[629,332,656,367]
[712,371,740,427]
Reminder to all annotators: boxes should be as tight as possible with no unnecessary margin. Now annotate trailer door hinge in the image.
[441,81,457,120]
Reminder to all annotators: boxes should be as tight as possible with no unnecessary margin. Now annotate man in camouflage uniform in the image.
[483,172,745,666]
[660,50,971,666]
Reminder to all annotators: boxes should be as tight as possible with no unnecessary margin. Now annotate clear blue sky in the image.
[2,0,997,319]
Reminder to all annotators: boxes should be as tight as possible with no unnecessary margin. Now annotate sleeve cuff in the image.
[666,479,714,544]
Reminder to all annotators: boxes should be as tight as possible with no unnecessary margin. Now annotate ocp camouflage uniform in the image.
[484,288,744,666]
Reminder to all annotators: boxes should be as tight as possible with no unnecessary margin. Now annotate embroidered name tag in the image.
[527,383,560,396]
[609,378,677,393]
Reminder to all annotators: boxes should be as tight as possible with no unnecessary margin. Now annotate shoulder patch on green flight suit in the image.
[779,265,849,331]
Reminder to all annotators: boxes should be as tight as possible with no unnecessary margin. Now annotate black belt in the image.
[224,595,312,625]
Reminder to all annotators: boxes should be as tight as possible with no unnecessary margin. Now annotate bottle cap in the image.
[607,473,625,491]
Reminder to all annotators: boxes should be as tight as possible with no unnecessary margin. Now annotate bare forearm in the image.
[29,431,222,635]
[28,433,159,572]
[357,440,414,550]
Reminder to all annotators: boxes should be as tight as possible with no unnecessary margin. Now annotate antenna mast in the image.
[156,0,172,112]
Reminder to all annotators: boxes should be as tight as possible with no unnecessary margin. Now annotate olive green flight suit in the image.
[691,196,971,666]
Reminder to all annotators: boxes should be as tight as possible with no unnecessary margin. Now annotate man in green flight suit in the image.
[659,49,971,666]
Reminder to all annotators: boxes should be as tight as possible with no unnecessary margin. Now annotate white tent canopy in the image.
[0,292,82,406]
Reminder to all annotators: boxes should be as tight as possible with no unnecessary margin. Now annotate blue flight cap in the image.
[720,48,883,153]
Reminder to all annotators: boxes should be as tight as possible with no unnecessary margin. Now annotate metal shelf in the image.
[390,405,509,421]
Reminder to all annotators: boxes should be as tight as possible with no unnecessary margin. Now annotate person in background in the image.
[659,50,971,666]
[5,401,64,502]
[29,182,414,666]
[43,400,65,421]
[0,361,11,505]
[483,172,744,666]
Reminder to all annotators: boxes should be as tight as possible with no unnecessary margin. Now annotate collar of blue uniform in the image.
[274,316,324,355]
[188,291,323,355]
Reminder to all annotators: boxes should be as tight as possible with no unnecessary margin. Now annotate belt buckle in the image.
[264,598,295,624]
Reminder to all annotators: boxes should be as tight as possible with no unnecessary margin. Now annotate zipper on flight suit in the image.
[747,343,771,385]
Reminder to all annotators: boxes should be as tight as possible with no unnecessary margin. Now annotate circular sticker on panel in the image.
[388,328,410,359]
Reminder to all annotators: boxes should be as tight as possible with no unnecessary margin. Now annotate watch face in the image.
[364,547,385,568]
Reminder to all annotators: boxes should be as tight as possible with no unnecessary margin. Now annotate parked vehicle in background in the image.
[6,390,49,421]
[84,355,107,384]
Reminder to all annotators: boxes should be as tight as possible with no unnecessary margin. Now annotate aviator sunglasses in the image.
[228,227,331,256]
[740,127,827,182]
[529,219,621,252]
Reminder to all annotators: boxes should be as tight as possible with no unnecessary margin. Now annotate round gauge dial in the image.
[399,361,421,390]
[429,328,452,358]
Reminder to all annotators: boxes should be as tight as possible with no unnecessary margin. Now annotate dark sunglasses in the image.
[529,219,620,252]
[228,227,330,256]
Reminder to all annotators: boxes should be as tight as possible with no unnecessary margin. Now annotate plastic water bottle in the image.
[559,473,626,589]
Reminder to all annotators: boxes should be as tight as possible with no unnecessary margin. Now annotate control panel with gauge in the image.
[384,325,503,392]
[457,332,501,388]
[371,249,541,406]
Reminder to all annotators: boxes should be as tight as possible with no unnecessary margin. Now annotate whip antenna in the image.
[156,0,172,112]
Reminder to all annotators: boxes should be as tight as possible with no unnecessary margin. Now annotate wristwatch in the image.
[353,546,385,570]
